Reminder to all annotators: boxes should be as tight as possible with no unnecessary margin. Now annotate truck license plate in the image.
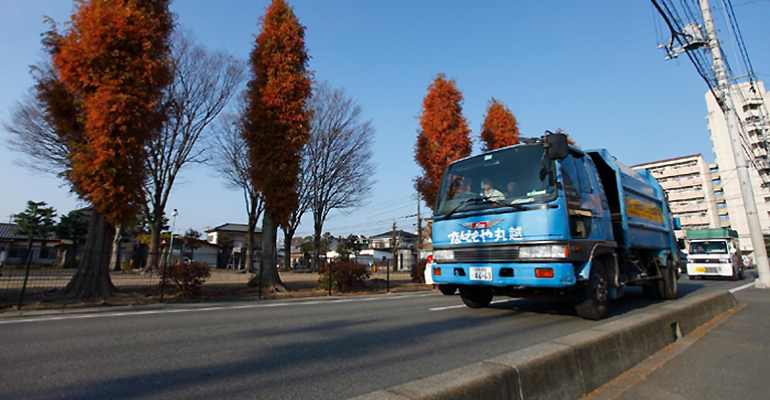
[470,267,492,281]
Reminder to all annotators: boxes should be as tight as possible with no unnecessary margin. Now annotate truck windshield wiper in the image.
[442,196,492,218]
[440,196,529,219]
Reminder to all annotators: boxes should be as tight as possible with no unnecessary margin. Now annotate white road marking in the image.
[0,292,437,325]
[729,281,757,293]
[429,299,511,311]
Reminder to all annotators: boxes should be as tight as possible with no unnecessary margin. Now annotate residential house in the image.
[205,223,262,269]
[0,223,60,266]
[366,229,418,271]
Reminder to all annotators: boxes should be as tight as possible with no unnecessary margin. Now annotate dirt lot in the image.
[1,274,434,313]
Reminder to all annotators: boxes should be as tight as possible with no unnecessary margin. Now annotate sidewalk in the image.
[586,284,770,400]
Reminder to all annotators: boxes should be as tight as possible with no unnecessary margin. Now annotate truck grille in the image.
[452,246,519,263]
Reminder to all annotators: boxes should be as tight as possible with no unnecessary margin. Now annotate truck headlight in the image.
[519,245,568,259]
[433,249,455,262]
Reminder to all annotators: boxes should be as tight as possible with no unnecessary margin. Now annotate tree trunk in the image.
[146,215,162,273]
[110,224,122,271]
[244,199,258,273]
[59,210,117,299]
[313,219,322,271]
[283,228,295,270]
[259,212,284,291]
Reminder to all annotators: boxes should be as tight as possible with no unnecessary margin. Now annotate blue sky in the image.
[1,1,768,239]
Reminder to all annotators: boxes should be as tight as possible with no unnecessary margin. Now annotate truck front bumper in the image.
[686,263,735,277]
[431,262,577,288]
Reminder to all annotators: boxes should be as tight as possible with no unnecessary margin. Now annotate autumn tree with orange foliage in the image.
[41,0,173,299]
[415,74,472,211]
[480,98,520,151]
[243,0,312,291]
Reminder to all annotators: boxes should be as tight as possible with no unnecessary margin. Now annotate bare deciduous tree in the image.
[4,64,74,178]
[210,107,263,273]
[307,82,376,268]
[144,30,246,272]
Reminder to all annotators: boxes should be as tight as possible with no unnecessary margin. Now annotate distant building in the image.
[0,223,59,266]
[366,229,418,270]
[205,223,263,269]
[633,154,720,238]
[705,81,770,252]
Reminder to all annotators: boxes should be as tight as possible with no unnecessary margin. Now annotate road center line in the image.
[430,299,511,311]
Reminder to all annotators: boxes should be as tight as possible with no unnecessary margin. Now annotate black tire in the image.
[739,267,746,280]
[573,259,610,320]
[659,258,678,300]
[688,275,696,280]
[438,284,456,295]
[459,286,493,308]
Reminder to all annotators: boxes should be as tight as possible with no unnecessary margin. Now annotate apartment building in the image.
[632,154,720,238]
[705,81,770,252]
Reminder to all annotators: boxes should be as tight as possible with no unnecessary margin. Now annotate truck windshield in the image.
[689,241,728,254]
[435,144,555,216]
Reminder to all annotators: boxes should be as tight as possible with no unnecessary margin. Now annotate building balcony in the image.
[668,190,705,201]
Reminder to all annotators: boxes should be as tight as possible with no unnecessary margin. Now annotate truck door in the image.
[561,156,593,239]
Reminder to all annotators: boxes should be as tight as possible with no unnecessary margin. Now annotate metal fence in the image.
[0,253,423,311]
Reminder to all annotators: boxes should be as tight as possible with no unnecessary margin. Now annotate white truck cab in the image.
[685,228,745,280]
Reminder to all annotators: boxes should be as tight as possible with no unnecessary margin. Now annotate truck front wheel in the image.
[459,286,493,308]
[573,259,609,320]
[659,258,678,300]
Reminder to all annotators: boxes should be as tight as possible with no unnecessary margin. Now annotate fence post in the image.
[17,247,34,310]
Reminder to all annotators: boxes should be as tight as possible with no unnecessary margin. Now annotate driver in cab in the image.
[481,178,505,202]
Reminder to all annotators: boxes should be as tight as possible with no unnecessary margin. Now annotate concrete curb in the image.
[351,290,738,400]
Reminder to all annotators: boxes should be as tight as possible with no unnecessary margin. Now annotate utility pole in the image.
[391,220,398,271]
[699,0,770,287]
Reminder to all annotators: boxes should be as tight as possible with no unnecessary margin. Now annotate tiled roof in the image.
[206,223,262,234]
[0,223,57,240]
[368,230,418,240]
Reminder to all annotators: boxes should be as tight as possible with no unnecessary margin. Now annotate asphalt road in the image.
[0,272,757,400]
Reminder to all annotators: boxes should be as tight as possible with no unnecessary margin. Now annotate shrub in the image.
[317,260,370,293]
[162,261,211,298]
[411,259,427,284]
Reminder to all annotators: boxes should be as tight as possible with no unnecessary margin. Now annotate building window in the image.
[720,214,729,221]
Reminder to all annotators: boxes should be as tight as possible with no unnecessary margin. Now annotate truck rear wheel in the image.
[459,287,493,308]
[659,258,678,300]
[573,259,609,320]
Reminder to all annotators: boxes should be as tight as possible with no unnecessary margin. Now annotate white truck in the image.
[686,228,746,280]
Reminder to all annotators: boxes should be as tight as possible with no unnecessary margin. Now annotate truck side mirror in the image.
[673,217,682,230]
[544,133,569,160]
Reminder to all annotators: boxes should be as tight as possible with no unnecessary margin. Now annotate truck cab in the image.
[686,228,745,280]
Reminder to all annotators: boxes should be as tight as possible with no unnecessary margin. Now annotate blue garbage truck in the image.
[430,132,681,320]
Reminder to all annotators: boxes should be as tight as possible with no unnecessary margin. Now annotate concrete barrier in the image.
[351,290,738,400]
